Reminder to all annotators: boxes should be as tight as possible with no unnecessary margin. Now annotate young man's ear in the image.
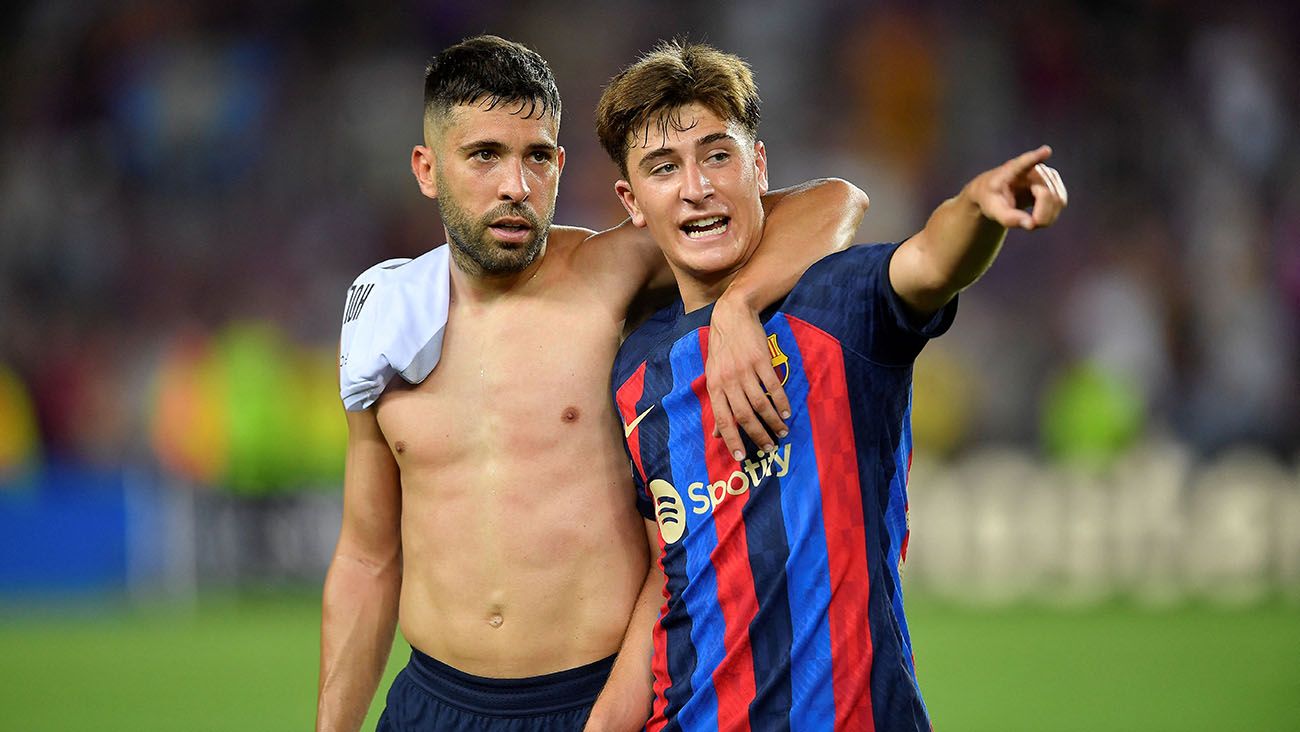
[614,180,647,228]
[411,145,438,199]
[753,140,769,196]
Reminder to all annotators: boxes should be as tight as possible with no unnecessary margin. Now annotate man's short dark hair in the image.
[595,40,761,179]
[423,35,561,134]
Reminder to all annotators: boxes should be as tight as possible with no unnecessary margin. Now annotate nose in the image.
[680,162,714,205]
[498,158,531,203]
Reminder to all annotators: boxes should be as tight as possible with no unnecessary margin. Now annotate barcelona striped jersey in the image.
[611,243,957,731]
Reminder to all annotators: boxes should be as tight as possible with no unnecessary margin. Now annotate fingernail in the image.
[733,450,745,461]
[778,430,788,438]
[762,444,774,453]
[781,411,791,419]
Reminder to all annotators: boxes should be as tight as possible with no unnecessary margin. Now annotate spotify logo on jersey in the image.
[646,443,793,545]
[648,479,686,544]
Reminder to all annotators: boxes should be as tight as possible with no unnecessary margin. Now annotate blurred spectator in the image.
[0,0,1295,487]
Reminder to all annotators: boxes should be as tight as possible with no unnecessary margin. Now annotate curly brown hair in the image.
[595,39,760,179]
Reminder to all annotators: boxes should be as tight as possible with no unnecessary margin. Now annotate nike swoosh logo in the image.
[624,405,655,439]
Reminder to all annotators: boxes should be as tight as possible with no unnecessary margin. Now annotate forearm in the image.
[723,178,868,310]
[317,554,402,732]
[585,562,664,731]
[895,144,1070,315]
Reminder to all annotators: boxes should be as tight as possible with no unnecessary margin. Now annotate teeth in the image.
[686,221,727,239]
[688,215,723,227]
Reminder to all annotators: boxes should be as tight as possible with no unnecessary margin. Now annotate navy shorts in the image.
[376,647,616,731]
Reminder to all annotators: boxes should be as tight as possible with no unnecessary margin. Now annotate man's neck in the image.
[679,269,737,313]
[447,240,548,307]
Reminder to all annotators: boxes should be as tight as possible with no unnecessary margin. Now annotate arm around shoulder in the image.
[727,177,869,309]
[704,177,869,458]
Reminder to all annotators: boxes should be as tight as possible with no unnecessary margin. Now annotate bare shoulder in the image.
[548,223,649,280]
[559,220,659,278]
[537,223,656,312]
[545,225,600,256]
[538,225,601,281]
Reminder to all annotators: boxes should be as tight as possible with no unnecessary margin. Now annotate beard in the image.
[437,187,552,276]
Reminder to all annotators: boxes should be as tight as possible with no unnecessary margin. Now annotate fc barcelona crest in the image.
[768,334,789,386]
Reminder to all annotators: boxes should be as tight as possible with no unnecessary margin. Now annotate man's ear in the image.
[411,145,438,199]
[614,180,647,228]
[753,139,769,196]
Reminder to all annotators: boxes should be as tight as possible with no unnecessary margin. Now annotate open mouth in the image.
[680,215,729,239]
[488,218,533,242]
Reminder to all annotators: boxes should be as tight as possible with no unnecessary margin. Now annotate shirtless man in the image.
[315,36,867,732]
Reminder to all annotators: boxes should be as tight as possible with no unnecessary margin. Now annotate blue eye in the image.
[652,162,677,175]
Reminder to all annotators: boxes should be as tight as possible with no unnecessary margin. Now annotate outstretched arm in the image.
[708,178,869,459]
[890,145,1068,317]
[317,408,403,732]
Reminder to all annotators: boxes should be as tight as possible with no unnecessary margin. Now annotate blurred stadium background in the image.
[1,1,1298,730]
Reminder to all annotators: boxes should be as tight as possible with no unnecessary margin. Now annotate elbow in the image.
[822,177,870,219]
[825,178,869,252]
[840,178,870,219]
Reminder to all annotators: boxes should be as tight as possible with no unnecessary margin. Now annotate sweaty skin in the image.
[317,97,867,732]
[377,225,652,677]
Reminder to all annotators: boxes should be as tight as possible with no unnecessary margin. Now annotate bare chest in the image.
[374,295,625,472]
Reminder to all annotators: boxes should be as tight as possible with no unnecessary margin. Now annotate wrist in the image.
[716,281,762,314]
[955,181,986,219]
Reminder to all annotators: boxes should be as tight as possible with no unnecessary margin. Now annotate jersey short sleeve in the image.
[864,241,958,364]
[796,242,957,366]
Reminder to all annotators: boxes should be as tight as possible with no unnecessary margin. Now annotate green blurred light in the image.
[1042,362,1144,468]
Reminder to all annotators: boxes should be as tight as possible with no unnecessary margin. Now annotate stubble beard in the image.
[438,188,552,277]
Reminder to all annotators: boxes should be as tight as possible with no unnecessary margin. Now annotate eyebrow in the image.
[637,131,739,174]
[457,140,558,154]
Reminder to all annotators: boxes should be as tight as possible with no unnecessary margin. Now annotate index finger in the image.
[1003,145,1052,177]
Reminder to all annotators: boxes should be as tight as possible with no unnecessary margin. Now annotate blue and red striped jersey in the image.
[611,243,956,732]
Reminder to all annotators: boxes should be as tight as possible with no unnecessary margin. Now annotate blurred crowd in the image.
[1,0,1298,488]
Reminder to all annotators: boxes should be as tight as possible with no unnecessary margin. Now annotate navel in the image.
[561,406,580,423]
[487,612,504,628]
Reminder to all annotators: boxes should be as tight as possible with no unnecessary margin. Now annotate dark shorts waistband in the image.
[401,647,616,715]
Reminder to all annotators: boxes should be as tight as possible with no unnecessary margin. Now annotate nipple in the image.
[561,406,580,423]
[394,440,407,455]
